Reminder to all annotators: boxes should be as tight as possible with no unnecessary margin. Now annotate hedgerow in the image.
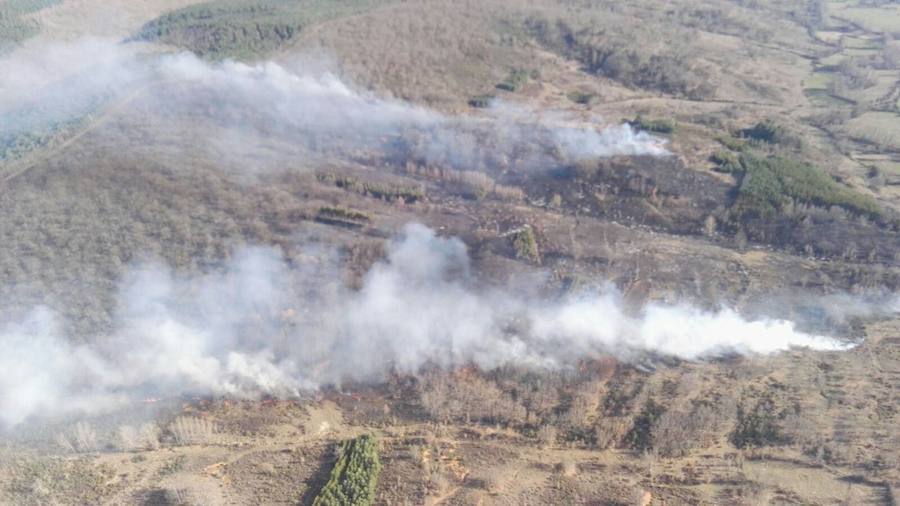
[313,435,382,506]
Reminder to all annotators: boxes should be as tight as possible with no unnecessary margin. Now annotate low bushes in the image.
[730,397,785,449]
[511,226,540,264]
[316,173,424,203]
[567,91,597,105]
[730,153,882,220]
[317,206,371,223]
[496,69,529,92]
[716,135,748,151]
[741,120,784,144]
[710,151,742,173]
[629,115,676,134]
[468,94,495,108]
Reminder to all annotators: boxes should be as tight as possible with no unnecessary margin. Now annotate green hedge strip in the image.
[313,435,382,506]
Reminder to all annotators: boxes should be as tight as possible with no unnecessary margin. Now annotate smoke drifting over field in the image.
[0,38,666,169]
[0,40,874,428]
[0,224,852,428]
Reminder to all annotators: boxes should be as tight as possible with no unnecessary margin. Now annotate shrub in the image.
[554,458,577,476]
[7,457,115,505]
[313,435,382,506]
[117,425,139,451]
[567,91,597,105]
[54,432,75,453]
[318,206,370,222]
[496,69,529,92]
[740,120,791,145]
[730,397,785,449]
[651,404,720,458]
[468,94,495,108]
[478,469,505,493]
[629,115,676,134]
[73,421,98,453]
[493,184,525,201]
[593,418,626,450]
[536,425,558,448]
[419,373,527,426]
[118,423,161,451]
[2,112,104,163]
[140,423,162,450]
[158,455,187,477]
[716,135,747,151]
[624,397,664,452]
[170,416,216,446]
[140,487,197,506]
[362,182,423,203]
[402,163,523,201]
[710,151,742,173]
[524,17,714,98]
[317,173,424,203]
[511,226,540,264]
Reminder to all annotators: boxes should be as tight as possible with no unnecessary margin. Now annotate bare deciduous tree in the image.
[537,424,558,448]
[170,416,216,446]
[73,421,98,452]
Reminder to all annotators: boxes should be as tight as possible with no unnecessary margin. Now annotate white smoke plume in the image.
[0,224,852,428]
[0,38,667,170]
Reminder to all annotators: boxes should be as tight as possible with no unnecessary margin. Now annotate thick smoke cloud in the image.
[1,38,667,170]
[0,224,851,428]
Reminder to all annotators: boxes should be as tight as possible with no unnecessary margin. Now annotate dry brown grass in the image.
[279,0,813,108]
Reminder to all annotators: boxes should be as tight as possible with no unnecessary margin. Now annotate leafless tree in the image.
[170,416,216,446]
[537,424,558,448]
